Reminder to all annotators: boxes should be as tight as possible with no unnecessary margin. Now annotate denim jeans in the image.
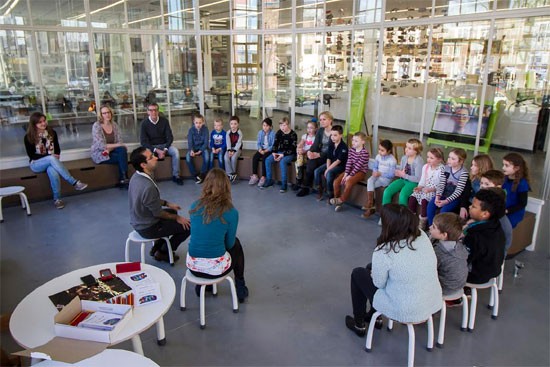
[209,149,225,170]
[426,197,461,225]
[314,164,344,195]
[101,146,128,180]
[186,149,210,176]
[152,145,180,177]
[265,154,295,187]
[30,155,77,200]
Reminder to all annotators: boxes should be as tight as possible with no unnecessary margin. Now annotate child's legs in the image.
[185,151,197,176]
[209,151,215,170]
[333,172,345,198]
[426,197,438,225]
[223,152,232,175]
[382,179,405,205]
[230,149,241,174]
[217,150,225,170]
[264,154,275,180]
[420,199,429,217]
[439,200,460,215]
[341,172,366,202]
[326,167,344,196]
[366,176,376,191]
[408,196,418,214]
[200,149,210,174]
[295,154,304,176]
[252,151,262,176]
[279,154,295,185]
[398,181,417,206]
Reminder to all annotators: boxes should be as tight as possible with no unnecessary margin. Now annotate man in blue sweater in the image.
[140,102,183,185]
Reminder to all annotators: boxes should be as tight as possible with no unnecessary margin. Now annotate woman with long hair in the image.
[90,105,128,187]
[24,112,88,209]
[345,204,441,336]
[187,168,248,302]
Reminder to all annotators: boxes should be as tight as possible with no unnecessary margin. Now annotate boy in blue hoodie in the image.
[186,114,210,184]
[209,117,226,170]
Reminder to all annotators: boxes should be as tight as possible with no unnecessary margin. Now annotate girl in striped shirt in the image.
[330,132,370,212]
[426,148,469,226]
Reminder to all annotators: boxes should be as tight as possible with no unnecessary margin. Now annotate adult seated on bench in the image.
[91,105,129,188]
[24,112,88,209]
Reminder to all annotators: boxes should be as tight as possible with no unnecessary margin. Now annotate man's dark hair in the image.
[474,189,506,219]
[130,146,148,172]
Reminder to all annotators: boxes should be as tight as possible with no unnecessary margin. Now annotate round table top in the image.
[34,349,159,366]
[0,186,25,196]
[10,262,176,349]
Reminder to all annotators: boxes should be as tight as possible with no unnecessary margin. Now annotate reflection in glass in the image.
[264,1,292,29]
[296,33,323,118]
[200,0,230,30]
[296,0,323,28]
[32,0,86,27]
[264,34,292,119]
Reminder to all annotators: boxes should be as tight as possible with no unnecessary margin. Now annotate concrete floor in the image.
[0,180,549,366]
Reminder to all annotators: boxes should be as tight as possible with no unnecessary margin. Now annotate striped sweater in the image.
[436,165,468,202]
[345,147,369,176]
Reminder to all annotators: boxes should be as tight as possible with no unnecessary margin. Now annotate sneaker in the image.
[248,175,259,185]
[296,187,310,197]
[74,181,88,191]
[279,186,287,193]
[54,199,65,209]
[262,178,274,188]
[329,198,342,206]
[345,315,366,337]
[174,176,184,186]
[257,177,266,188]
[335,205,343,212]
[195,175,203,184]
[291,183,301,191]
[378,218,382,226]
[154,251,180,263]
[230,174,237,183]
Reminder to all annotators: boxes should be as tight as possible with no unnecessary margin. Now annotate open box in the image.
[54,296,133,343]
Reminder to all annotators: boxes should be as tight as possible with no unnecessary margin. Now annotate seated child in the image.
[480,170,513,255]
[249,117,274,187]
[224,115,243,182]
[209,118,226,170]
[381,138,424,207]
[293,120,318,190]
[330,131,369,212]
[502,152,531,228]
[463,189,506,284]
[408,147,445,230]
[361,139,396,218]
[459,154,494,219]
[313,125,348,201]
[262,117,298,192]
[427,148,469,226]
[429,212,468,297]
[186,113,210,184]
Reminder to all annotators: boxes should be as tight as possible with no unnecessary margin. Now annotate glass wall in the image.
[0,0,548,197]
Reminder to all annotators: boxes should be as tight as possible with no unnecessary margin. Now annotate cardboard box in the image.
[54,296,133,343]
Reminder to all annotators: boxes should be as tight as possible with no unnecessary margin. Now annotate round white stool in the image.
[366,311,434,367]
[437,290,469,348]
[180,269,238,329]
[0,186,31,223]
[125,230,174,265]
[465,278,499,332]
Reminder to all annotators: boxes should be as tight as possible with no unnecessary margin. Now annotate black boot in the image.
[345,315,366,337]
[194,284,213,297]
[235,279,249,303]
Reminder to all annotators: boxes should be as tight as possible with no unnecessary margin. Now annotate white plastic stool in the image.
[465,278,499,332]
[125,230,174,265]
[180,269,238,329]
[497,261,505,293]
[437,290,469,348]
[0,186,31,222]
[366,311,434,367]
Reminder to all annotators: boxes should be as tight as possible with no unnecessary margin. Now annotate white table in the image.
[34,349,159,366]
[10,263,176,356]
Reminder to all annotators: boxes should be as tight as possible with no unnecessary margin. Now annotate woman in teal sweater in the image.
[186,168,248,302]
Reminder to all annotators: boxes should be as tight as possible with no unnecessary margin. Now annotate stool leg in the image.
[407,324,415,367]
[164,237,174,266]
[180,277,188,310]
[491,284,499,319]
[22,193,31,216]
[131,335,144,355]
[427,316,434,351]
[0,196,4,222]
[140,242,146,264]
[156,316,167,345]
[437,301,446,348]
[125,238,131,262]
[460,295,468,331]
[365,311,382,352]
[387,319,394,331]
[227,276,239,313]
[200,285,206,329]
[468,288,478,332]
[213,283,218,296]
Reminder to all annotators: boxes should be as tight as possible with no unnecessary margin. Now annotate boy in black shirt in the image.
[313,125,348,201]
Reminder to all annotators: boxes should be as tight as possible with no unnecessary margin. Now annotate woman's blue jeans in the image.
[30,156,77,200]
[101,146,128,180]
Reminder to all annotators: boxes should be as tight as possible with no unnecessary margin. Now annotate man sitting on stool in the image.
[129,147,190,262]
